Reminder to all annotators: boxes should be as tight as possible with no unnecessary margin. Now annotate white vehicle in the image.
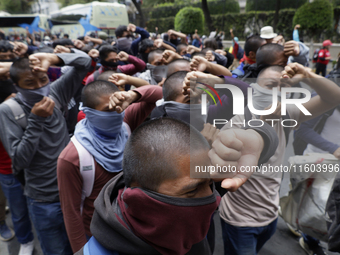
[0,14,49,35]
[50,1,129,39]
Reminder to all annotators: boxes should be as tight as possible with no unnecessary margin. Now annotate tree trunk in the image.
[201,0,213,33]
[273,0,281,31]
[132,0,145,28]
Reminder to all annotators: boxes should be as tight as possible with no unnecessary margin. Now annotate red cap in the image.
[323,40,333,47]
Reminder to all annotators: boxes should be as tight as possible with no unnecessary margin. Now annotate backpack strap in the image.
[71,136,95,215]
[3,98,27,129]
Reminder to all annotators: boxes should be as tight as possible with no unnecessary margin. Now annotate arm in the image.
[282,63,340,123]
[154,39,176,52]
[57,150,88,253]
[117,55,146,76]
[286,41,309,66]
[130,26,150,56]
[84,36,103,46]
[190,56,232,76]
[168,29,187,43]
[49,50,92,107]
[108,73,150,90]
[295,115,339,154]
[124,85,163,131]
[293,24,300,42]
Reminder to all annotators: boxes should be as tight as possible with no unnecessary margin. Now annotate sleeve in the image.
[288,42,309,66]
[212,52,228,68]
[295,114,339,154]
[130,27,150,56]
[0,104,46,171]
[57,147,88,253]
[163,40,177,50]
[117,55,146,76]
[49,51,92,108]
[243,121,279,165]
[27,45,38,55]
[124,85,163,132]
[293,30,300,42]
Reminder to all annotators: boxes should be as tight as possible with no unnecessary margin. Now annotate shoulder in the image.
[58,141,79,164]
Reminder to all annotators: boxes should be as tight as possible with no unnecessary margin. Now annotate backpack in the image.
[71,136,95,215]
[313,48,320,62]
[293,108,335,155]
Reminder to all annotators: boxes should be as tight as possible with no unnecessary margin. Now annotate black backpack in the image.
[293,108,336,155]
[313,48,320,62]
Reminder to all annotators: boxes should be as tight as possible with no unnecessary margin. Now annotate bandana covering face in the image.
[147,63,168,83]
[240,53,256,65]
[74,105,129,172]
[118,185,221,255]
[15,82,51,108]
[117,37,133,53]
[250,83,281,115]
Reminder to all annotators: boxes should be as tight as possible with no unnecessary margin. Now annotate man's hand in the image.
[88,49,99,59]
[4,93,16,101]
[13,42,28,56]
[162,50,182,64]
[182,71,222,98]
[215,49,226,56]
[73,39,85,49]
[127,23,136,33]
[54,45,71,54]
[108,73,130,90]
[187,45,201,55]
[29,53,61,73]
[205,50,215,62]
[208,129,264,191]
[158,77,166,87]
[117,51,129,62]
[0,62,12,80]
[31,97,55,117]
[284,40,300,57]
[272,35,285,45]
[334,147,340,159]
[190,56,210,72]
[108,90,139,113]
[154,39,163,48]
[281,62,309,80]
[294,24,301,30]
[201,123,220,146]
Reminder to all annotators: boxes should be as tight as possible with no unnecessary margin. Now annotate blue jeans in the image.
[220,218,278,255]
[0,173,34,244]
[26,197,72,255]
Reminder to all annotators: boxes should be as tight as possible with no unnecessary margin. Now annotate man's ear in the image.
[249,51,256,60]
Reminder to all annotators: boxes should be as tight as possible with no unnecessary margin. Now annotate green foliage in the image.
[293,0,333,34]
[0,0,33,14]
[146,0,239,20]
[146,17,175,33]
[245,0,307,12]
[174,7,204,34]
[330,0,340,6]
[57,0,105,8]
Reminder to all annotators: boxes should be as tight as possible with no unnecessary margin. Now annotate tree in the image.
[293,0,333,59]
[201,0,213,32]
[132,0,145,27]
[0,0,34,14]
[245,0,307,12]
[273,0,281,30]
[174,7,204,34]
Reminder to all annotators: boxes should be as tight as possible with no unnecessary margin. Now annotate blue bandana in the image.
[74,105,129,173]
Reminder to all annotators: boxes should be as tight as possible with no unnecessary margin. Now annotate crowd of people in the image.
[0,22,339,255]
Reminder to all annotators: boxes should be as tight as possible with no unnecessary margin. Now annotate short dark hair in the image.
[81,80,119,109]
[176,43,187,54]
[138,39,154,53]
[244,35,265,56]
[147,49,163,64]
[166,59,190,77]
[258,65,284,79]
[115,25,127,38]
[0,40,14,52]
[63,34,69,39]
[123,117,210,191]
[52,39,74,48]
[256,43,284,68]
[191,51,206,58]
[97,70,118,82]
[9,58,31,84]
[203,38,218,50]
[99,45,118,61]
[163,71,188,101]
